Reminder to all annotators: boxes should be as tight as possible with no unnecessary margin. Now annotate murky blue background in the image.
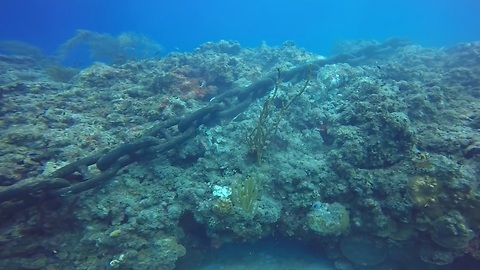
[1,0,479,55]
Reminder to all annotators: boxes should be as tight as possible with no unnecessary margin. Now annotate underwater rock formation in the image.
[307,202,350,236]
[1,39,480,269]
[430,211,475,249]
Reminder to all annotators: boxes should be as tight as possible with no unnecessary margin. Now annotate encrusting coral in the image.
[1,37,480,269]
[307,202,350,236]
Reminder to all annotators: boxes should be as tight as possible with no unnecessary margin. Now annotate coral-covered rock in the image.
[152,237,186,269]
[407,175,443,215]
[2,37,480,270]
[430,211,475,249]
[419,244,461,266]
[307,202,350,236]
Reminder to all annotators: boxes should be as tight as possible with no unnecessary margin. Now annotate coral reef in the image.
[57,29,163,65]
[1,37,480,269]
[407,175,444,217]
[307,202,350,236]
[430,211,475,249]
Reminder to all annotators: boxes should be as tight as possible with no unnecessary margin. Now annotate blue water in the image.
[1,0,479,56]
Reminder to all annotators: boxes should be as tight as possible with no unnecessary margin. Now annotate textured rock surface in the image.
[1,40,480,269]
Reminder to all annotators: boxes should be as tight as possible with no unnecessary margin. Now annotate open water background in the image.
[1,0,479,55]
